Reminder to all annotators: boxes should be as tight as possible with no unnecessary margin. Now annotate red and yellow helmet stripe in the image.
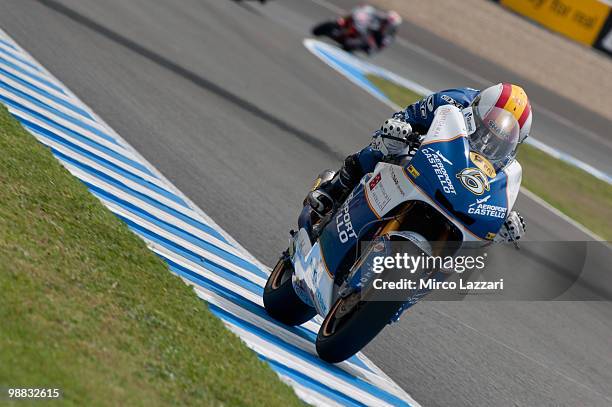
[494,83,532,128]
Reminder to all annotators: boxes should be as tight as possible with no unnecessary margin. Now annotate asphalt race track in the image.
[1,0,610,405]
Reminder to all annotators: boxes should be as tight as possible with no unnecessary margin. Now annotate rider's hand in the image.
[495,211,526,243]
[373,119,415,155]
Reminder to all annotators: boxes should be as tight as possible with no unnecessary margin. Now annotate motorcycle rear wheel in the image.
[263,255,317,326]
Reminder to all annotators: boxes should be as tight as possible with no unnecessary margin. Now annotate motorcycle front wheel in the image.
[312,21,340,37]
[263,255,317,326]
[316,292,403,363]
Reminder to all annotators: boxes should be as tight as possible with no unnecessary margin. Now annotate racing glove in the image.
[494,211,526,243]
[372,118,416,155]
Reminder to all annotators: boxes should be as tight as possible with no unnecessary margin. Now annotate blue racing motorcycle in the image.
[264,105,521,363]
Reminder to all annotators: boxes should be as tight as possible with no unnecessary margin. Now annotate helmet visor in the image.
[469,106,519,162]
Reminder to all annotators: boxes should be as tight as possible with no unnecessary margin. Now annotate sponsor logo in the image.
[368,174,392,213]
[311,261,319,284]
[435,150,453,166]
[407,164,420,178]
[468,196,507,219]
[500,0,609,46]
[419,100,427,118]
[421,147,457,195]
[474,195,491,205]
[441,94,463,109]
[292,277,310,304]
[420,94,435,119]
[390,167,406,196]
[463,107,476,135]
[344,188,355,206]
[457,167,490,195]
[336,203,358,243]
[488,119,511,139]
[426,94,434,112]
[470,151,497,178]
[369,173,382,190]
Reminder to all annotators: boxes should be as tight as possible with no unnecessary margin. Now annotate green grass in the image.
[517,144,612,240]
[367,75,422,107]
[0,105,303,406]
[366,74,612,240]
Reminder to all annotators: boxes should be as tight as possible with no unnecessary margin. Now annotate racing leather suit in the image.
[307,87,526,242]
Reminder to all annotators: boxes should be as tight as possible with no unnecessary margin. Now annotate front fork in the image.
[336,204,420,323]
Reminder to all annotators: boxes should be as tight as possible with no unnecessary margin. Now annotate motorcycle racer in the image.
[343,5,402,54]
[308,83,532,243]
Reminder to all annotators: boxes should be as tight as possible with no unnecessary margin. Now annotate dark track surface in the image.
[1,0,610,405]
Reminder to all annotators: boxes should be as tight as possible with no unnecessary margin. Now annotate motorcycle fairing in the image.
[403,105,514,239]
[317,179,381,277]
[409,156,509,238]
[316,160,454,280]
[317,106,509,275]
[290,106,521,317]
[291,228,335,316]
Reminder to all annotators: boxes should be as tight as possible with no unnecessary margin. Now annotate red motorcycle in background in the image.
[312,14,374,54]
[311,6,401,55]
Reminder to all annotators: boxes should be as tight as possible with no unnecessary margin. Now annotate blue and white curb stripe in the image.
[303,38,612,186]
[0,28,420,407]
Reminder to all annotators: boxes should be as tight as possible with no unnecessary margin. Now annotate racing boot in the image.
[306,154,363,217]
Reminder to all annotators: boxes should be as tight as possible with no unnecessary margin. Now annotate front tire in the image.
[312,21,340,37]
[263,255,316,326]
[315,233,435,363]
[316,292,403,363]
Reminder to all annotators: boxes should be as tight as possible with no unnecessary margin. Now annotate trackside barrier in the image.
[491,0,612,56]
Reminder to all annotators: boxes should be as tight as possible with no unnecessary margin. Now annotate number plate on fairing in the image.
[364,163,412,218]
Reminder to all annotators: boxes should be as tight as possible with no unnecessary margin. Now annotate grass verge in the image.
[367,75,422,107]
[366,74,612,240]
[0,104,303,406]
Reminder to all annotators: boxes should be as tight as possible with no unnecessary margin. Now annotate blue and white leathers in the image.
[349,87,481,177]
[290,105,522,318]
[402,87,480,133]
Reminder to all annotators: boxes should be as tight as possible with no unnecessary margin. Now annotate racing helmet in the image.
[387,10,402,27]
[468,83,532,163]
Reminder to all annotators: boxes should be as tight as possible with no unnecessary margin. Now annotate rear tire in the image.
[263,255,316,326]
